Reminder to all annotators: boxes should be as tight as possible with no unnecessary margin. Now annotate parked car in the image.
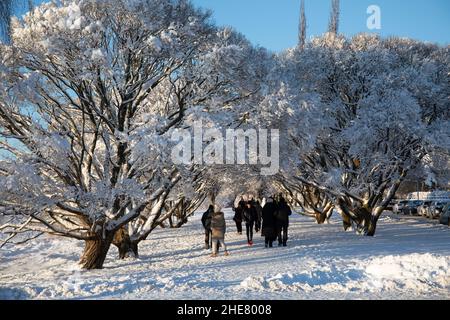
[386,199,398,211]
[428,201,448,219]
[402,200,423,216]
[393,200,408,214]
[417,201,432,216]
[439,203,450,226]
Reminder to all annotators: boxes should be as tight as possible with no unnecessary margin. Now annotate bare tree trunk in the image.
[315,203,334,224]
[174,216,188,228]
[131,241,139,257]
[112,227,138,259]
[79,235,113,269]
[356,176,405,236]
[353,208,378,237]
[335,199,353,231]
[365,217,378,236]
[342,214,352,231]
[326,205,334,221]
[315,212,327,224]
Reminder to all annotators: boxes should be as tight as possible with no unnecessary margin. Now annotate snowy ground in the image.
[1,209,449,300]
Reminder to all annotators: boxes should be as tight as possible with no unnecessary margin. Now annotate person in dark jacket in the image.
[201,205,214,249]
[253,200,263,233]
[242,202,257,246]
[262,197,277,248]
[233,200,244,235]
[275,195,292,246]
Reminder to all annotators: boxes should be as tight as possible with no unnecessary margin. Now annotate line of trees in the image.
[267,33,449,235]
[0,0,448,269]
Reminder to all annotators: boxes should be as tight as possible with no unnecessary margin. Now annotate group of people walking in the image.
[233,198,263,246]
[201,195,292,257]
[260,196,292,248]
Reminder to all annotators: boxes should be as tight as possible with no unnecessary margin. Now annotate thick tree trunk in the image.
[130,242,139,257]
[174,216,188,228]
[113,227,139,259]
[336,198,354,231]
[354,207,379,236]
[326,205,334,221]
[342,214,352,231]
[79,236,113,270]
[315,212,327,224]
[315,204,334,224]
[365,218,378,236]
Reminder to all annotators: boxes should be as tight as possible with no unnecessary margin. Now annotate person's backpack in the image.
[285,205,292,216]
[204,215,212,230]
[275,208,289,221]
[251,207,258,221]
[243,207,253,222]
[233,207,243,222]
[279,201,292,217]
[273,209,281,220]
[202,209,213,230]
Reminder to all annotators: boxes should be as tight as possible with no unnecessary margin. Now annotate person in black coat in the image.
[201,205,214,249]
[233,200,244,235]
[254,200,263,233]
[275,195,292,247]
[242,202,257,246]
[261,197,277,248]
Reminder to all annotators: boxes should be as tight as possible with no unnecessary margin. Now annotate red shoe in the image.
[248,241,253,246]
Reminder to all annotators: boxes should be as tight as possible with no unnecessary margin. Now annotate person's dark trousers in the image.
[277,225,288,246]
[246,222,254,242]
[204,229,211,249]
[255,220,261,233]
[235,220,242,234]
[265,236,273,248]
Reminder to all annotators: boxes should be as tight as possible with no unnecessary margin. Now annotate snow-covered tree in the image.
[278,34,449,235]
[0,0,234,269]
[0,0,272,266]
[109,26,271,258]
[1,0,448,269]
[328,0,339,35]
[298,0,306,50]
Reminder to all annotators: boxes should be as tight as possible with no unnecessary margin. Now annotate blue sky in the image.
[193,0,450,51]
[16,0,450,52]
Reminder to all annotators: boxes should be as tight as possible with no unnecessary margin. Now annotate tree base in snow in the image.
[79,236,113,270]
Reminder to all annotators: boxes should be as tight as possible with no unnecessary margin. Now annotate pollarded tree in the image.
[0,0,223,269]
[285,34,449,235]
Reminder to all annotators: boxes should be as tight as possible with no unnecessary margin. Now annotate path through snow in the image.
[1,210,449,299]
